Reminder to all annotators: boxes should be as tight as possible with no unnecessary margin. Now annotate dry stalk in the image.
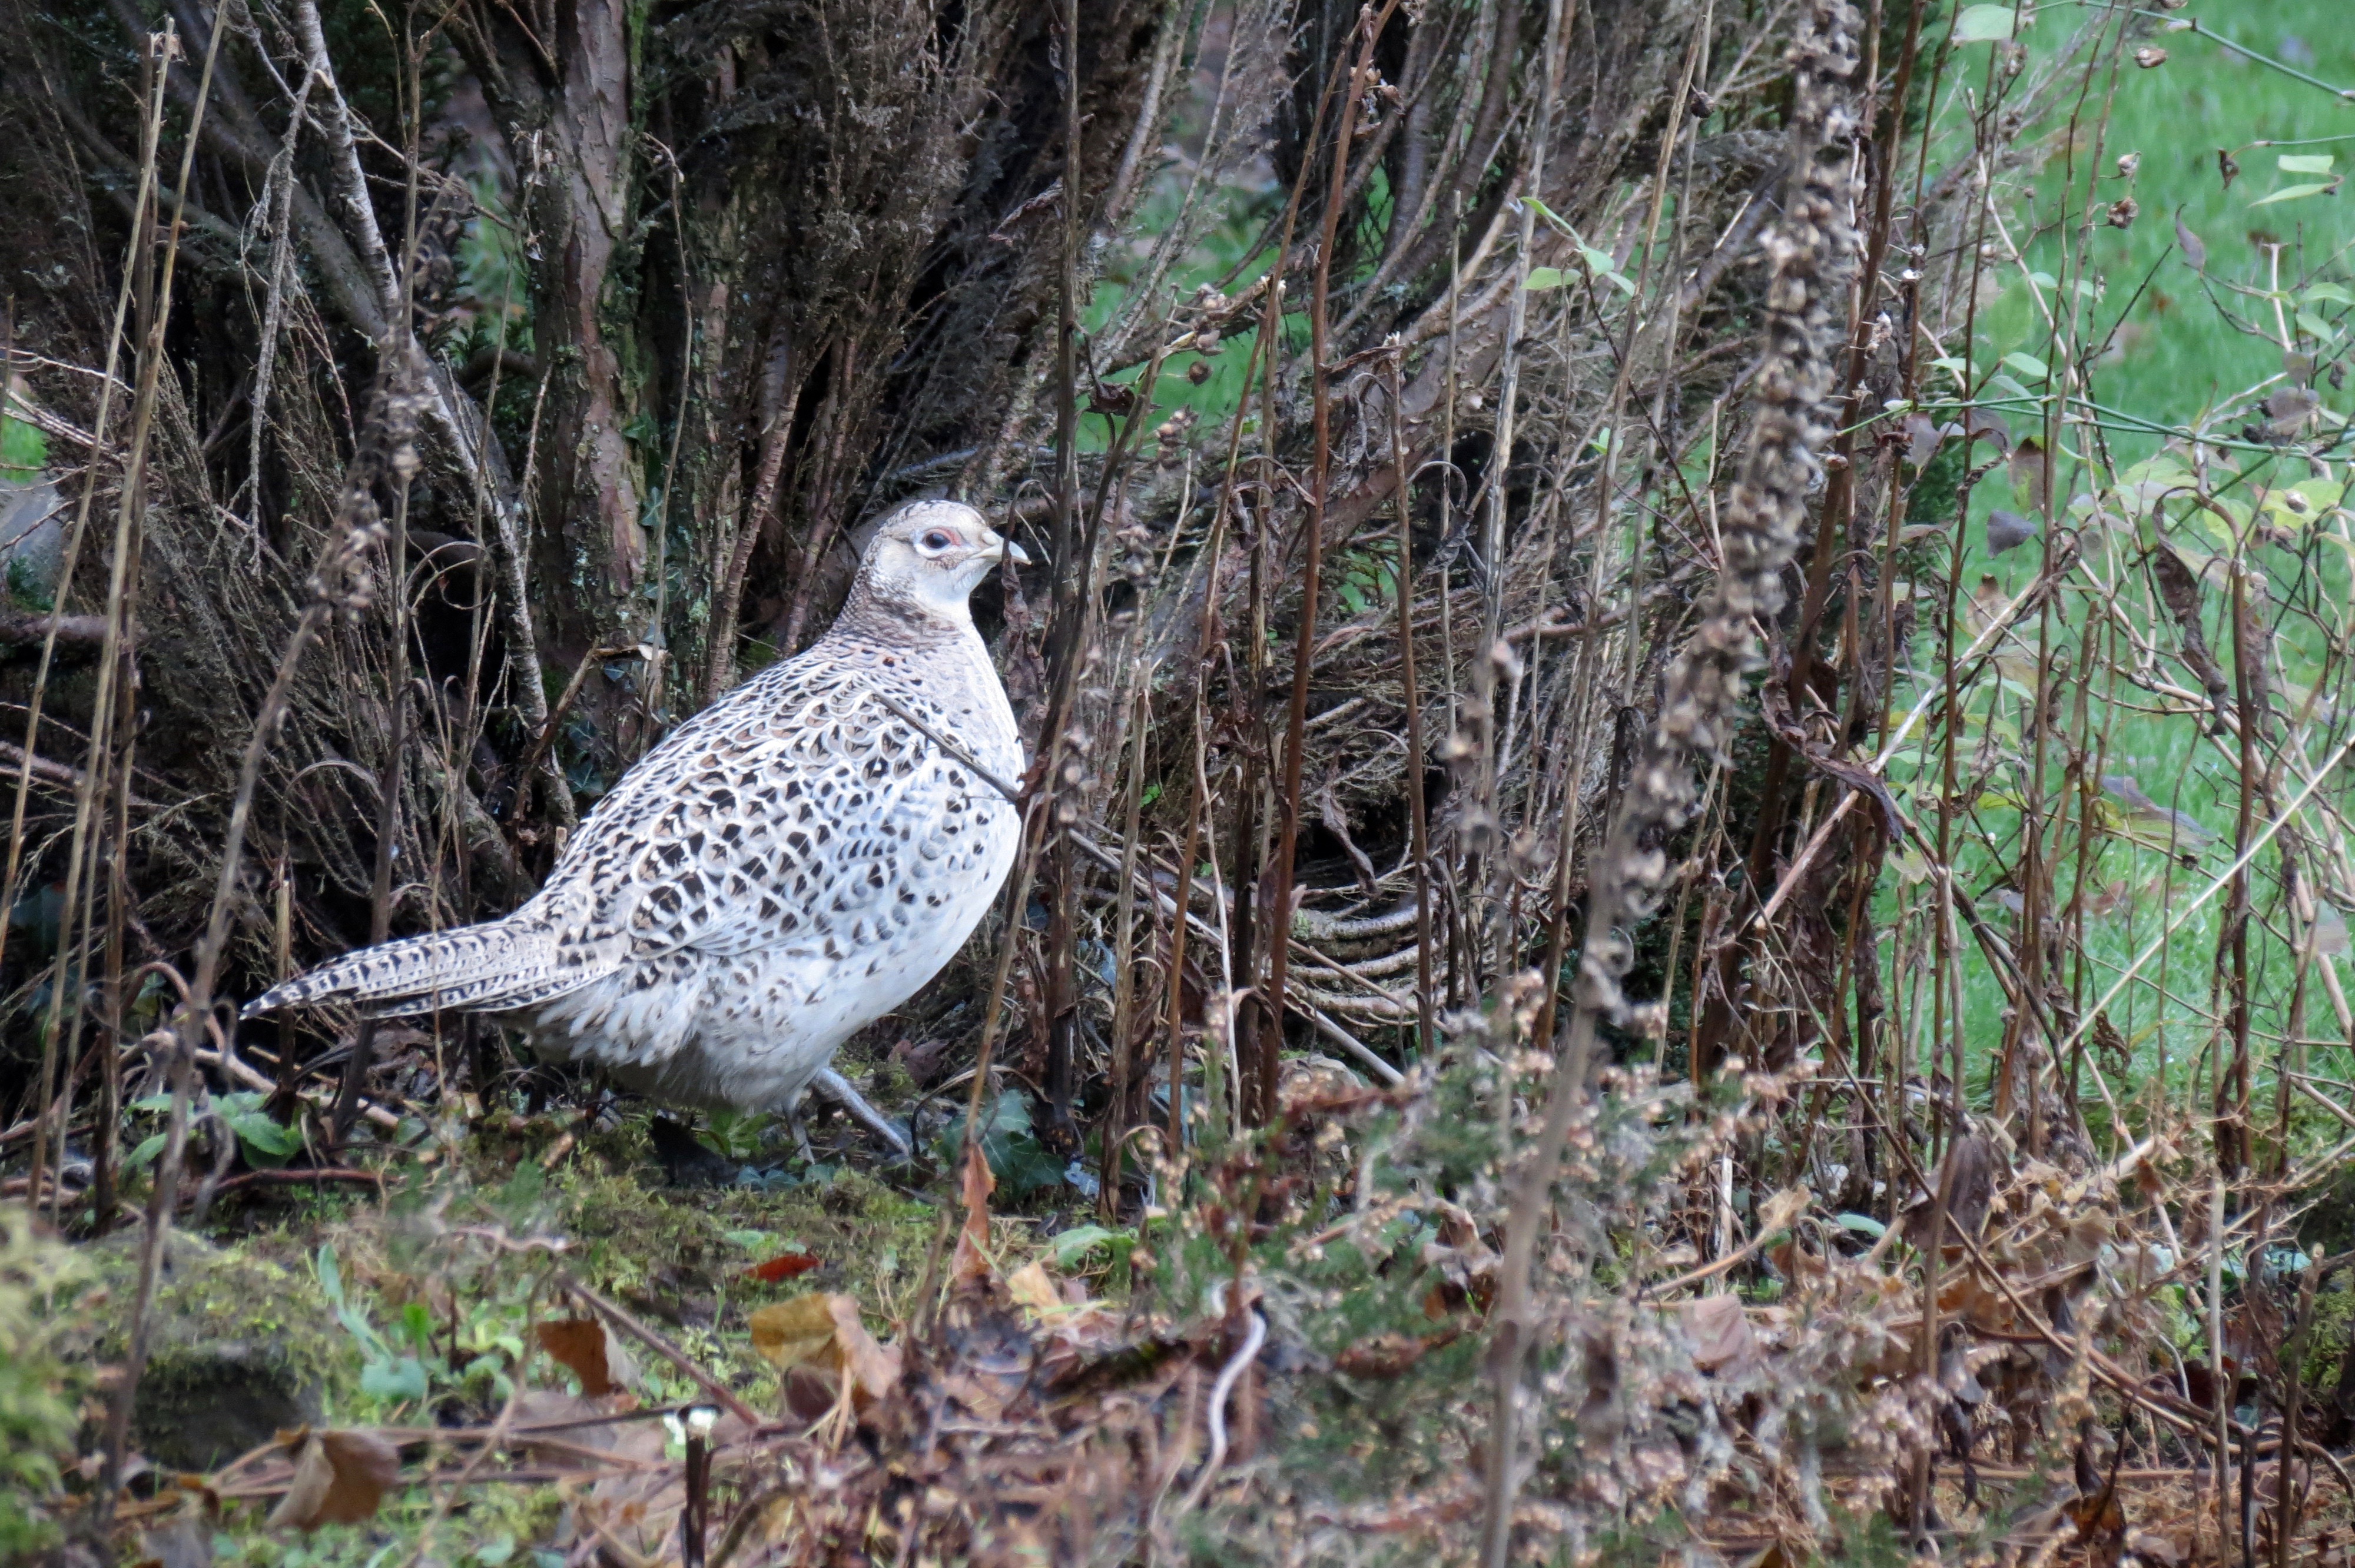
[1476,6,1864,1561]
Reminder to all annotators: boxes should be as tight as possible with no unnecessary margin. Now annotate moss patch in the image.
[2303,1271,2352,1393]
[544,1146,945,1396]
[67,1228,354,1471]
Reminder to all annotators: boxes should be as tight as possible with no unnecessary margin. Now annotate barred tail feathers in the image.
[241,918,572,1019]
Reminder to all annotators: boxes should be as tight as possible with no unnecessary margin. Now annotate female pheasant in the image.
[247,501,1029,1155]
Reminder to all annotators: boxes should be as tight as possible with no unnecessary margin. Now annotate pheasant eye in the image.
[919,529,956,553]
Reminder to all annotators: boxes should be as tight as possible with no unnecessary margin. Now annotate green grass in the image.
[0,414,45,481]
[2033,1,2355,442]
[1880,1,2355,1148]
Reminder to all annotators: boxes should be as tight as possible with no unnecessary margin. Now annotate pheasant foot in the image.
[808,1067,915,1161]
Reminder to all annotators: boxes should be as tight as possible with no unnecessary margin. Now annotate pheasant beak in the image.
[984,529,1030,566]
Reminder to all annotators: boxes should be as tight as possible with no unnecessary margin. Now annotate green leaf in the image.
[1052,1225,1125,1268]
[226,1109,302,1164]
[2254,182,2336,207]
[1521,266,1567,291]
[2297,310,2340,343]
[2279,154,2337,175]
[2303,282,2354,307]
[1522,196,1575,237]
[1835,1212,1889,1238]
[2001,351,2049,379]
[128,1133,166,1170]
[1951,4,2016,42]
[361,1356,430,1403]
[1988,373,2036,402]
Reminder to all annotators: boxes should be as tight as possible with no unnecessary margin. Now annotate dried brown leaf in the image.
[536,1316,635,1397]
[1007,1260,1061,1316]
[2150,544,2232,725]
[953,1136,997,1284]
[1902,412,1943,467]
[748,1292,901,1410]
[2009,436,2051,513]
[266,1428,401,1531]
[1683,1294,1759,1376]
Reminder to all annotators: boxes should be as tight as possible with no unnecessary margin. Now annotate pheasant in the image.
[247,500,1030,1157]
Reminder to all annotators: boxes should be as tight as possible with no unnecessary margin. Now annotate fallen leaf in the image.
[749,1293,841,1373]
[508,1388,629,1465]
[953,1136,997,1284]
[537,1317,637,1398]
[748,1293,902,1412]
[1007,1260,1061,1316]
[1757,1185,1811,1236]
[746,1250,822,1283]
[266,1428,402,1531]
[1334,1326,1464,1379]
[1683,1294,1759,1376]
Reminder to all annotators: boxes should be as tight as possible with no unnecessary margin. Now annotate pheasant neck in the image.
[828,574,971,652]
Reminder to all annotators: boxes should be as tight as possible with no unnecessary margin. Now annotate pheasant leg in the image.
[808,1067,914,1161]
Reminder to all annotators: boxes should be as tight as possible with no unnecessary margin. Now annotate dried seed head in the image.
[1572,0,1863,1023]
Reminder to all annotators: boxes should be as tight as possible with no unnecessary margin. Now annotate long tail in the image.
[242,918,576,1019]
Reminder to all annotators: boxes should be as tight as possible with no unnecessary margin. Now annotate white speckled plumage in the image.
[247,501,1026,1136]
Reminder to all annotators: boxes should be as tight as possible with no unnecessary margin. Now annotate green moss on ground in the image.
[0,1205,87,1559]
[545,1151,944,1391]
[24,1117,967,1559]
[2304,1272,2352,1393]
[69,1226,353,1471]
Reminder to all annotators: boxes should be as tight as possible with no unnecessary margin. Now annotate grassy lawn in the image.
[1884,1,2355,1146]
